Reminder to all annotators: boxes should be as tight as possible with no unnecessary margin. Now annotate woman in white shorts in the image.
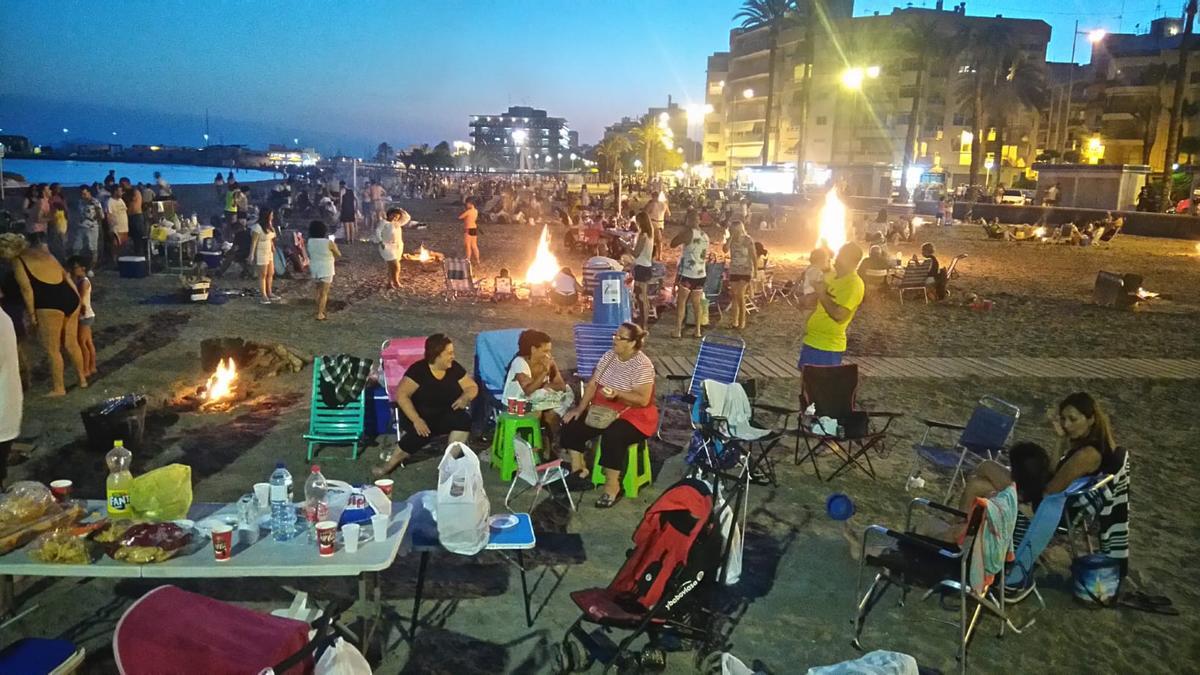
[306,220,341,321]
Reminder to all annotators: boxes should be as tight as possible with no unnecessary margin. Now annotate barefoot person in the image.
[339,184,358,242]
[250,210,278,304]
[306,220,341,321]
[459,198,481,266]
[724,219,756,330]
[375,207,409,289]
[671,213,709,339]
[798,242,864,367]
[631,212,655,330]
[67,256,97,377]
[0,234,87,396]
[375,333,478,476]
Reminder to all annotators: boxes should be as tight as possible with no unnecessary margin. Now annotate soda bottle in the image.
[269,462,295,541]
[105,440,134,517]
[303,465,329,542]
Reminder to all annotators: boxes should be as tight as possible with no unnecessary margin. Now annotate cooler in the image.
[363,384,394,436]
[198,251,222,270]
[592,270,631,325]
[118,256,149,279]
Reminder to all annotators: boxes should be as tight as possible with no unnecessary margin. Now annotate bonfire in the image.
[524,225,560,285]
[817,188,848,252]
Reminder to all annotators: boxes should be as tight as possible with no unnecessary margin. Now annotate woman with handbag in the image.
[561,322,657,508]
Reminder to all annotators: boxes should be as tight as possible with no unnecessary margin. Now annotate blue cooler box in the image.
[363,384,395,436]
[592,270,632,325]
[198,251,222,270]
[117,256,148,278]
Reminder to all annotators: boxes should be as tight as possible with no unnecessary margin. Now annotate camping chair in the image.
[944,253,967,283]
[443,257,479,300]
[892,259,933,303]
[794,364,901,481]
[379,337,426,444]
[702,261,728,322]
[505,436,575,513]
[852,496,1018,674]
[304,356,366,461]
[910,396,1020,502]
[1063,448,1128,559]
[659,334,746,445]
[571,322,617,394]
[472,327,523,440]
[689,379,783,487]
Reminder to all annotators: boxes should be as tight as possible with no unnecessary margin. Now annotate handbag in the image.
[1071,553,1123,607]
[585,404,622,429]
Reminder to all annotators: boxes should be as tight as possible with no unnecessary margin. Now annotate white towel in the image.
[703,380,770,441]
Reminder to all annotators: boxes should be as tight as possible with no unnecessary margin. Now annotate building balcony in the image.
[731,33,772,58]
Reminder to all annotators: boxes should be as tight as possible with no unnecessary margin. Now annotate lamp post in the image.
[838,66,880,167]
[984,157,994,190]
[511,129,527,172]
[1061,24,1107,154]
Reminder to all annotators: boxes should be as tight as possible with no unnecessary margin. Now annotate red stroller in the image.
[557,478,730,673]
[113,585,358,675]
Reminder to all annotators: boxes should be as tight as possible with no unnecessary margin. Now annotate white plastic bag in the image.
[435,442,490,555]
[325,480,391,526]
[719,505,743,585]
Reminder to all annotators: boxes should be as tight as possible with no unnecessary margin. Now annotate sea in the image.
[1,158,281,186]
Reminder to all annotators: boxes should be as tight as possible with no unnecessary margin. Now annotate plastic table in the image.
[408,511,536,637]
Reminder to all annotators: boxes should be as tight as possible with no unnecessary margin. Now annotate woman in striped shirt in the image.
[561,322,658,508]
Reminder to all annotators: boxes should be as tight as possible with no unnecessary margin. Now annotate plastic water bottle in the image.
[105,440,134,517]
[303,465,329,542]
[269,462,295,541]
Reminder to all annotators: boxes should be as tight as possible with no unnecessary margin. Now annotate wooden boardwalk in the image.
[650,353,1200,380]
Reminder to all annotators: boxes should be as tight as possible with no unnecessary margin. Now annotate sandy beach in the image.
[2,191,1198,673]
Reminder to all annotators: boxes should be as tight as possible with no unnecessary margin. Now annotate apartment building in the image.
[468,106,571,170]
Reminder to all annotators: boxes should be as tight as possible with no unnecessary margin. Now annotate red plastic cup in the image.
[211,524,234,562]
[49,480,73,503]
[316,521,338,557]
[373,479,394,497]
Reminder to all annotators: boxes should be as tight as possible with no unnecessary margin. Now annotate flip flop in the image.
[1124,590,1175,608]
[595,492,622,509]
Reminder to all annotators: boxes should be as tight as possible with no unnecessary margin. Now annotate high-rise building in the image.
[468,106,571,170]
[701,53,730,173]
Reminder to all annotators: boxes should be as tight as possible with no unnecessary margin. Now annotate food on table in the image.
[108,522,192,564]
[0,483,85,556]
[94,520,133,544]
[30,531,94,564]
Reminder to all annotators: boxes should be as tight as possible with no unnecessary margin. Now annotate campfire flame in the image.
[524,225,560,284]
[1033,226,1047,238]
[417,245,431,263]
[817,188,848,253]
[203,358,238,404]
[1135,287,1159,300]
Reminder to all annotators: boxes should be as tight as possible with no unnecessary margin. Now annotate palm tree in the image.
[986,54,1048,183]
[955,25,1015,192]
[1129,98,1162,166]
[893,19,966,202]
[1163,0,1198,197]
[629,119,665,174]
[734,0,799,166]
[594,135,631,180]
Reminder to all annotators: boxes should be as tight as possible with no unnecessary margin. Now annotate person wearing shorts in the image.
[631,212,655,329]
[306,220,341,321]
[459,198,481,265]
[798,243,865,369]
[670,213,709,338]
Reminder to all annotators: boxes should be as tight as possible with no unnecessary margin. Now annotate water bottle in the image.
[269,462,295,541]
[105,440,134,518]
[303,465,329,542]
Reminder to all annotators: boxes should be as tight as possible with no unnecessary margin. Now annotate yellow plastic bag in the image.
[131,464,193,521]
[150,225,171,242]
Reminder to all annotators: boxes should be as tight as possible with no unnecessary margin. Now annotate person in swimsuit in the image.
[0,234,87,396]
[459,198,481,266]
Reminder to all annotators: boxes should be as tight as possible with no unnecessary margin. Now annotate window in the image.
[793,64,808,83]
[958,65,975,74]
[816,116,828,125]
[919,141,928,157]
[952,113,967,126]
[899,86,918,99]
[706,142,720,153]
[933,125,944,140]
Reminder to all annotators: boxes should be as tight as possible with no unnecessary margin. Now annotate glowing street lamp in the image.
[633,158,643,172]
[742,88,755,99]
[984,156,995,188]
[1088,29,1108,43]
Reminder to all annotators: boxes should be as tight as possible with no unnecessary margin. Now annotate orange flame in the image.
[204,358,238,403]
[817,188,848,252]
[524,225,560,284]
[417,245,431,262]
[1033,226,1047,238]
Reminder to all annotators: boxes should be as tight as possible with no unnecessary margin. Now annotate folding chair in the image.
[505,437,575,513]
[659,334,746,445]
[911,396,1020,502]
[852,496,1019,674]
[379,337,425,445]
[303,356,366,461]
[471,328,523,444]
[1063,448,1128,560]
[571,323,617,394]
[892,259,933,303]
[793,364,901,481]
[689,379,783,487]
[443,257,479,300]
[702,261,727,322]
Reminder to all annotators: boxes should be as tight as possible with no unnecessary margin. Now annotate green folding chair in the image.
[304,356,366,460]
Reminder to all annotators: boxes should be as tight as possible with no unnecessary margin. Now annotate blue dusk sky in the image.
[0,0,1168,155]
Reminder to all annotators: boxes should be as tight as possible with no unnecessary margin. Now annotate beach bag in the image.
[324,480,391,527]
[585,404,622,429]
[1071,553,1122,606]
[435,442,490,555]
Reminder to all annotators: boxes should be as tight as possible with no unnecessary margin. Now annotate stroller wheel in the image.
[697,651,724,674]
[637,646,666,672]
[555,638,592,673]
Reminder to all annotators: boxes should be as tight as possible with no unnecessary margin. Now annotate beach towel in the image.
[1069,449,1130,570]
[318,354,373,408]
[966,484,1017,591]
[703,380,769,441]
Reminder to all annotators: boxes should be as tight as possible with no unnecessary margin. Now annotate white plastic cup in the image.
[253,482,270,509]
[371,513,389,542]
[343,523,361,553]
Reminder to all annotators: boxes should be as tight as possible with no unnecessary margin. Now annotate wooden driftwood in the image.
[200,338,312,378]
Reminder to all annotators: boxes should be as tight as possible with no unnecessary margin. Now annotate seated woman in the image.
[503,330,574,454]
[916,242,947,300]
[375,333,478,476]
[857,245,893,292]
[560,322,657,508]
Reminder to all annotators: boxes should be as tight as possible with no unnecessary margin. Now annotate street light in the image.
[511,129,527,170]
[984,157,995,188]
[633,159,643,172]
[742,88,755,99]
[840,65,880,90]
[1061,23,1107,152]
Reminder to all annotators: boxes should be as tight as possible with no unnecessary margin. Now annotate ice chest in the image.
[364,384,395,436]
[198,251,222,269]
[118,256,149,278]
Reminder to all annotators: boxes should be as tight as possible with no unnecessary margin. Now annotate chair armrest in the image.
[752,402,794,416]
[919,418,966,431]
[905,497,966,532]
[665,374,690,381]
[862,525,959,560]
[535,459,563,472]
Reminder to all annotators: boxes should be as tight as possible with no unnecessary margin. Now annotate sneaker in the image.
[260,298,272,304]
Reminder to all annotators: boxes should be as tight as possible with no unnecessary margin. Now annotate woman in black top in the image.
[339,186,358,243]
[375,333,478,476]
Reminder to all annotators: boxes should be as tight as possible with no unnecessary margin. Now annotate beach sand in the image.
[2,194,1198,673]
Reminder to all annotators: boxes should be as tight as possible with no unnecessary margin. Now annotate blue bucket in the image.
[825,493,855,521]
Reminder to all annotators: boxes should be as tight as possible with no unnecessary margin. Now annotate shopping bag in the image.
[435,441,489,555]
[130,464,193,520]
[325,480,391,527]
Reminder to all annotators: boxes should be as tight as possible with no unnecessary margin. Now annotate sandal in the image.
[565,471,593,492]
[1119,590,1178,615]
[595,492,622,508]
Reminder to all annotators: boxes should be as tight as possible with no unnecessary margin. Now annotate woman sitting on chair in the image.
[561,322,657,508]
[375,333,478,476]
[504,330,573,455]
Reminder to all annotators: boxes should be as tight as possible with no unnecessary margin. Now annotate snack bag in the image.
[131,464,193,521]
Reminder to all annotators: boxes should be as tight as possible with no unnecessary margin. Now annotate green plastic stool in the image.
[591,438,653,498]
[492,412,543,481]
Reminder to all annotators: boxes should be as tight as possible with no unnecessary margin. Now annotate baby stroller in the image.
[113,585,365,675]
[557,478,735,673]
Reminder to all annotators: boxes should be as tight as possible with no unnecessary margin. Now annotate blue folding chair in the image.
[571,323,617,393]
[910,395,1021,501]
[660,334,746,446]
[470,328,522,430]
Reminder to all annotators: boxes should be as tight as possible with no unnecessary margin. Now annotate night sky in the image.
[0,0,1167,154]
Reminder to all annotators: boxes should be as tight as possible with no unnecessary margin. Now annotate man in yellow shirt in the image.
[798,242,865,367]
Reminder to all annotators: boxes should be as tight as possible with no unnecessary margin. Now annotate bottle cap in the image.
[114,440,124,447]
[276,461,285,468]
[311,465,320,473]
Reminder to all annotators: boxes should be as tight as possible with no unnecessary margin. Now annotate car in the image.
[999,188,1034,205]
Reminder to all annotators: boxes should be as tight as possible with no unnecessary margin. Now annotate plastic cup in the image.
[316,521,338,557]
[49,480,73,503]
[343,523,361,553]
[825,493,856,521]
[371,513,389,542]
[211,524,234,561]
[253,482,270,509]
[373,478,394,496]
